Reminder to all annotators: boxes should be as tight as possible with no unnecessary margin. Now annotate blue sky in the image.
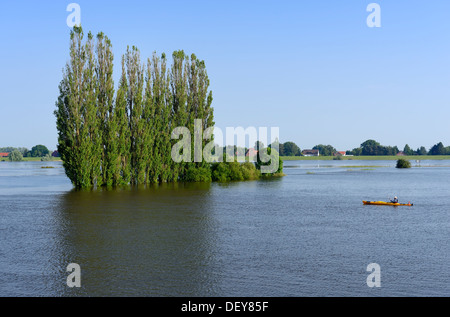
[1,0,449,151]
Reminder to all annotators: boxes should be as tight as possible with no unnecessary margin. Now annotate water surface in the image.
[0,160,449,296]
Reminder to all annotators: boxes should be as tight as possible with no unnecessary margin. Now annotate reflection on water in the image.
[53,182,220,297]
[1,161,449,296]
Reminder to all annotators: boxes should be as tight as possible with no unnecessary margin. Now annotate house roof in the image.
[246,148,258,156]
[0,153,9,157]
[302,149,319,154]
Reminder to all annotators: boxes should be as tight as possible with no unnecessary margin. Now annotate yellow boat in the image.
[363,201,413,207]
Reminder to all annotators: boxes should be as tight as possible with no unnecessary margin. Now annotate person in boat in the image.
[391,196,398,203]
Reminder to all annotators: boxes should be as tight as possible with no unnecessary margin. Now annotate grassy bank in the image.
[23,157,62,162]
[281,155,450,161]
[0,157,62,162]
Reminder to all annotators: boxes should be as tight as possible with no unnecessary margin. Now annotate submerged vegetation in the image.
[396,159,412,169]
[55,27,282,189]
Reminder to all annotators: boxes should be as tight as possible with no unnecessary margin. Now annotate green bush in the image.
[212,162,231,182]
[211,161,262,182]
[210,150,284,182]
[228,162,244,181]
[41,154,52,161]
[240,162,261,180]
[8,150,23,162]
[184,165,212,182]
[396,159,411,168]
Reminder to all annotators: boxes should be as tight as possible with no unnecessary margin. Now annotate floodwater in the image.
[0,160,449,296]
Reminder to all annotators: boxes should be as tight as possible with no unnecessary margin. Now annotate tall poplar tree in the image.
[56,28,230,189]
[84,31,102,187]
[96,32,116,187]
[170,50,189,181]
[56,27,92,188]
[115,56,132,185]
[158,53,174,183]
[125,46,146,184]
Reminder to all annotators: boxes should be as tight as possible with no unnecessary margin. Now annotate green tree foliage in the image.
[96,32,116,187]
[0,147,29,156]
[349,139,399,156]
[416,146,428,156]
[185,165,212,182]
[361,139,380,148]
[0,147,16,153]
[313,144,336,156]
[84,31,102,187]
[8,150,23,162]
[279,141,301,156]
[211,161,261,182]
[56,28,268,189]
[403,144,414,156]
[150,52,172,183]
[254,141,265,152]
[362,141,397,156]
[428,142,450,155]
[125,46,146,185]
[347,147,362,156]
[256,147,283,175]
[114,56,132,185]
[41,154,52,161]
[30,145,50,157]
[396,159,411,168]
[55,27,99,188]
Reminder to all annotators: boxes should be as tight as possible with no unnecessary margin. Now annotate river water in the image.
[0,160,449,296]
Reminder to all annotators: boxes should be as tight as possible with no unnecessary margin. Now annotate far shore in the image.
[0,157,62,162]
[3,155,450,163]
[281,155,450,161]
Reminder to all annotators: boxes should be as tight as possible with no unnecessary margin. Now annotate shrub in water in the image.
[9,150,23,162]
[211,162,230,182]
[184,165,212,182]
[241,162,261,180]
[41,154,52,162]
[396,159,411,168]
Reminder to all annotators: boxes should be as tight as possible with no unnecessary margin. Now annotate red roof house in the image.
[302,149,320,157]
[0,153,9,158]
[246,148,258,157]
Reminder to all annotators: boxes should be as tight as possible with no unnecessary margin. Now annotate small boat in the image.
[363,201,413,206]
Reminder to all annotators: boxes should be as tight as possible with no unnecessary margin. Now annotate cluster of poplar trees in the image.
[55,27,214,189]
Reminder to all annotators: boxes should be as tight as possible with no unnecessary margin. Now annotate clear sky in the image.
[1,0,449,152]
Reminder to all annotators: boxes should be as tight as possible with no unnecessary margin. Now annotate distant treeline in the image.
[272,139,450,156]
[346,140,450,156]
[0,145,54,157]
